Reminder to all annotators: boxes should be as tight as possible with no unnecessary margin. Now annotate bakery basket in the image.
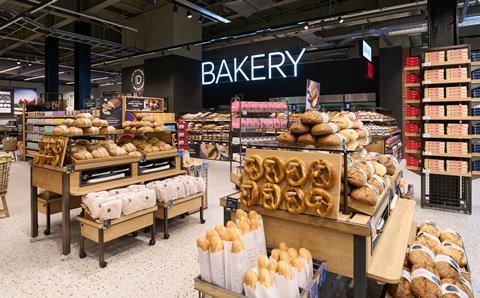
[2,138,17,152]
[0,155,12,194]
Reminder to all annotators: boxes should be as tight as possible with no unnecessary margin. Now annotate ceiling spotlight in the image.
[338,16,344,24]
[28,62,32,66]
[172,4,178,12]
[187,10,192,18]
[304,24,309,30]
[198,15,204,23]
[16,60,21,65]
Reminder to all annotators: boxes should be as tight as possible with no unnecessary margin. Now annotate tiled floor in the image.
[0,160,477,297]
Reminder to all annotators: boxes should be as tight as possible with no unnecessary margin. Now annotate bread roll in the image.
[440,242,467,267]
[297,133,317,145]
[73,118,92,128]
[440,229,463,247]
[271,249,281,262]
[292,258,305,271]
[205,228,219,242]
[278,131,296,143]
[197,236,209,251]
[244,270,258,290]
[91,118,102,127]
[287,247,298,260]
[339,129,359,142]
[122,143,137,153]
[419,221,441,238]
[410,265,441,298]
[53,125,69,135]
[301,110,328,125]
[434,254,461,279]
[277,261,292,280]
[267,262,278,275]
[250,218,260,230]
[209,236,224,253]
[279,251,290,263]
[226,220,237,229]
[289,121,310,134]
[258,255,270,268]
[409,243,435,267]
[258,268,273,288]
[100,126,116,134]
[311,122,339,136]
[231,239,244,253]
[278,242,288,251]
[63,119,74,127]
[416,232,441,253]
[299,248,312,262]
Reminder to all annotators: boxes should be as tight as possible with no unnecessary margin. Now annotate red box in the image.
[406,73,420,83]
[406,155,420,167]
[406,122,420,133]
[407,106,420,117]
[405,57,420,67]
[406,139,420,150]
[407,89,421,100]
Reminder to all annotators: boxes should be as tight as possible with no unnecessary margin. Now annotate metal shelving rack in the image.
[420,44,474,214]
[228,95,289,187]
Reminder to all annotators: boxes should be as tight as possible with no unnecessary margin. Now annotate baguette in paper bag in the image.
[197,237,211,282]
[292,258,309,289]
[209,236,226,288]
[258,268,279,297]
[230,240,248,294]
[276,261,300,298]
[299,248,314,280]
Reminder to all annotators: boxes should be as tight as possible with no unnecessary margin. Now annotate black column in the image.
[74,22,91,109]
[44,15,58,105]
[428,0,458,47]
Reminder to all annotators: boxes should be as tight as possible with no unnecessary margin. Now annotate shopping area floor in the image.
[0,160,478,297]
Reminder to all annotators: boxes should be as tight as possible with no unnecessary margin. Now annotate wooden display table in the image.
[30,152,184,256]
[77,206,157,268]
[156,192,206,239]
[220,195,416,298]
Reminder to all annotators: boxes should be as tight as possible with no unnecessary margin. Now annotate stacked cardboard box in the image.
[446,48,469,61]
[446,160,469,173]
[425,69,445,81]
[425,51,445,63]
[406,155,420,167]
[446,86,468,98]
[446,105,468,117]
[425,105,445,117]
[425,123,445,135]
[446,67,468,80]
[424,159,445,171]
[425,141,446,153]
[447,123,469,135]
[425,87,445,99]
[446,142,469,155]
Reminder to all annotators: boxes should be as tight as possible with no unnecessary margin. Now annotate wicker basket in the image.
[0,155,11,194]
[2,138,17,152]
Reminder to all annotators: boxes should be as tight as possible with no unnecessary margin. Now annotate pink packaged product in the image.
[446,105,468,117]
[231,118,240,128]
[424,159,445,171]
[424,69,444,80]
[424,123,444,135]
[446,49,469,61]
[425,106,445,117]
[425,141,446,153]
[446,86,468,98]
[446,160,468,173]
[425,51,445,63]
[447,123,469,135]
[446,68,468,80]
[231,100,240,112]
[447,142,469,154]
[424,87,445,99]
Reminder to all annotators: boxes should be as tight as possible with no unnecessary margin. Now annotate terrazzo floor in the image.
[0,160,478,297]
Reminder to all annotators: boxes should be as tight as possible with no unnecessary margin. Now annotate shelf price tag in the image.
[424,62,431,67]
[242,110,247,116]
[424,98,431,102]
[226,196,239,212]
[424,151,432,156]
[423,134,431,138]
[424,116,430,120]
[424,80,432,84]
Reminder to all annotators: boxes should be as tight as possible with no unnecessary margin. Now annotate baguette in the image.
[197,236,209,251]
[258,268,273,288]
[231,239,244,253]
[277,261,292,280]
[244,271,258,290]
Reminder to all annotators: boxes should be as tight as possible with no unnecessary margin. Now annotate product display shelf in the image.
[406,166,420,171]
[422,59,471,67]
[404,132,421,137]
[228,97,289,187]
[404,100,420,104]
[420,44,473,213]
[404,149,420,154]
[30,131,188,256]
[402,60,422,165]
[405,83,421,87]
[404,66,420,71]
[220,191,414,298]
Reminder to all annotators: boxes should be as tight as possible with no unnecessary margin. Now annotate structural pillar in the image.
[427,0,458,47]
[74,21,91,109]
[44,15,59,105]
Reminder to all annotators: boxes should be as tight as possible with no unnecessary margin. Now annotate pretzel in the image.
[261,183,282,210]
[50,154,60,166]
[240,181,259,207]
[284,187,306,213]
[305,188,334,218]
[263,156,285,183]
[244,154,264,181]
[309,159,336,188]
[286,158,308,186]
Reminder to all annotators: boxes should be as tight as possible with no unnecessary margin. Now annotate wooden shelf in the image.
[422,169,471,177]
[405,83,421,88]
[422,97,473,103]
[423,152,471,158]
[405,100,421,104]
[404,133,421,137]
[367,199,416,283]
[422,116,471,121]
[472,171,480,176]
[422,134,472,139]
[27,140,39,143]
[472,153,480,157]
[472,61,480,66]
[404,150,421,154]
[406,166,420,171]
[404,66,420,71]
[422,79,471,85]
[422,60,470,67]
[26,115,69,119]
[26,123,57,126]
[404,117,420,121]
[471,79,480,84]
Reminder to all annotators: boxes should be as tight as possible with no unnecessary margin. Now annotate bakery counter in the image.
[30,151,184,256]
[219,194,416,298]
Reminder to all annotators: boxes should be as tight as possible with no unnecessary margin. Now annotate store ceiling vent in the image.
[225,0,275,17]
[298,32,331,47]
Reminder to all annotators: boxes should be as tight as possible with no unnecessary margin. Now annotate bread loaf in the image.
[91,118,102,127]
[68,127,83,135]
[100,126,116,134]
[300,110,329,125]
[73,118,92,128]
[278,131,296,143]
[75,112,93,120]
[83,126,99,134]
[205,228,219,242]
[311,122,339,136]
[271,249,281,262]
[63,119,74,127]
[53,125,69,135]
[208,236,224,253]
[290,121,310,134]
[278,242,288,251]
[258,255,270,268]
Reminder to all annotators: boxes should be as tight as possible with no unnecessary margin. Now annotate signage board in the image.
[202,48,306,85]
[361,40,372,62]
[0,89,13,116]
[306,79,320,110]
[100,96,123,128]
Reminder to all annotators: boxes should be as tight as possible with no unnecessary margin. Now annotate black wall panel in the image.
[202,57,379,108]
[379,46,402,125]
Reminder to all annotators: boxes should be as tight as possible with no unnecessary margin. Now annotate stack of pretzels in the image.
[278,110,370,150]
[33,137,66,167]
[343,150,400,206]
[240,154,337,219]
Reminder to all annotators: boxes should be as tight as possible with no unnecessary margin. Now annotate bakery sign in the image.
[202,48,306,85]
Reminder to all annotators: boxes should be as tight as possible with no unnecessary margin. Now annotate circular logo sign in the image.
[130,68,145,92]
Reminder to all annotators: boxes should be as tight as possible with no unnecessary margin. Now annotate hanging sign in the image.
[202,48,306,85]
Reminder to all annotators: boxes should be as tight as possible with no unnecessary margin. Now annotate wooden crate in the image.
[243,148,342,219]
[38,195,82,214]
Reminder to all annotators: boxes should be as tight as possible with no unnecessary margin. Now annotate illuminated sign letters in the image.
[202,48,306,85]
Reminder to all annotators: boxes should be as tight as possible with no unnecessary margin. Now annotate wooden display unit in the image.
[77,206,157,268]
[156,192,206,239]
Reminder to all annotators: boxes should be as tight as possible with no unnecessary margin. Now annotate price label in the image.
[424,62,431,67]
[241,127,246,132]
[424,98,431,102]
[242,110,247,116]
[424,151,432,155]
[424,116,430,120]
[103,219,112,229]
[424,80,432,84]
[424,134,431,138]
[225,196,239,212]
